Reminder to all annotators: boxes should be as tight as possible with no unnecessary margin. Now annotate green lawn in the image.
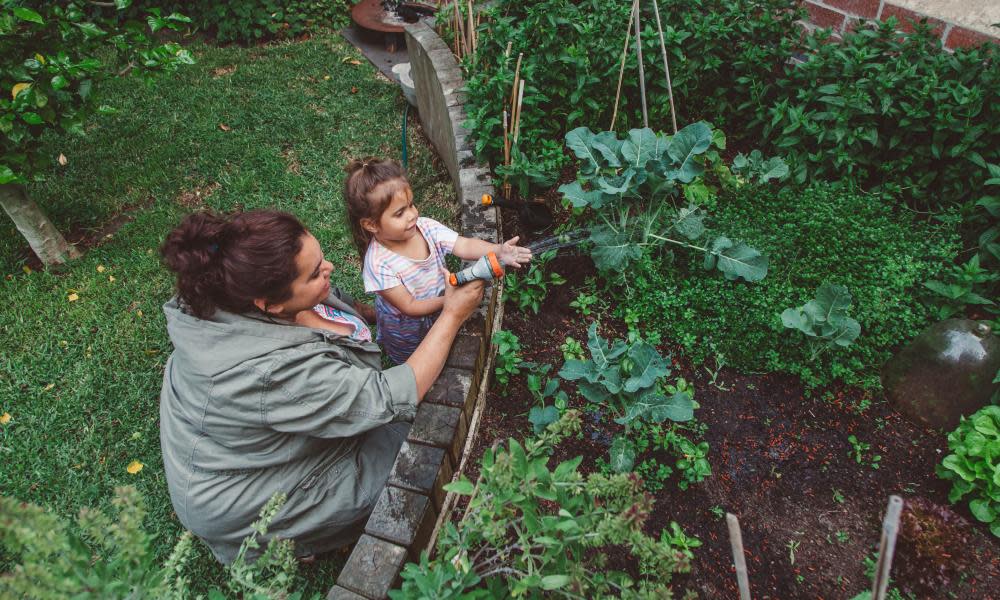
[0,33,454,594]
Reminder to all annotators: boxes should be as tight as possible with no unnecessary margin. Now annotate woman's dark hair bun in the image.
[160,210,305,319]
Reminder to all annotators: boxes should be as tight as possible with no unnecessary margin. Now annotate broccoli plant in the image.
[559,322,694,472]
[559,122,774,281]
[780,282,861,359]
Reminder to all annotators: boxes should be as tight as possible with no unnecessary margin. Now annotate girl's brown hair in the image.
[343,157,408,259]
[160,210,306,319]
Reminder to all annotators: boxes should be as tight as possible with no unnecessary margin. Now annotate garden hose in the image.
[401,102,409,171]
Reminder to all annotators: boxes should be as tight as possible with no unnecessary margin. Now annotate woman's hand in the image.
[441,267,484,320]
[407,271,484,399]
[497,236,532,269]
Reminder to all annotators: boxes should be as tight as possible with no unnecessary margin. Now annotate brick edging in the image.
[801,0,998,49]
[329,18,500,600]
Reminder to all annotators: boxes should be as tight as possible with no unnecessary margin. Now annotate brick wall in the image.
[801,0,998,49]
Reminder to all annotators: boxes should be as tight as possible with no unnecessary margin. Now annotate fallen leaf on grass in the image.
[57,153,67,166]
[323,75,331,80]
[341,57,361,65]
[43,383,55,391]
[96,265,105,273]
[136,310,143,317]
[126,460,144,474]
[22,265,31,275]
[0,412,10,425]
[108,275,116,283]
[351,86,358,94]
[67,292,79,302]
[218,123,231,132]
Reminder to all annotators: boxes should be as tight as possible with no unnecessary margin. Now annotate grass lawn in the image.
[0,33,454,594]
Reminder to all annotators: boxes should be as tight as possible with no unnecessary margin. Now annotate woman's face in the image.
[256,233,333,317]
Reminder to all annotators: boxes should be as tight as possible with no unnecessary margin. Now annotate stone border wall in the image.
[327,19,499,600]
[801,0,999,48]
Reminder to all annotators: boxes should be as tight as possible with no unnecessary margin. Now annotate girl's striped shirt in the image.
[362,217,458,363]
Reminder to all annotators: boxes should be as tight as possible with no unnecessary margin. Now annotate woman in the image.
[158,209,483,563]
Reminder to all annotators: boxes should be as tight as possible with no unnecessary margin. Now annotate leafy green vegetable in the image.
[937,406,1000,538]
[780,283,861,354]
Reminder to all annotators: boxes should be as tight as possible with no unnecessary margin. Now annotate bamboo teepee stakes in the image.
[633,0,648,128]
[650,0,678,133]
[610,0,639,131]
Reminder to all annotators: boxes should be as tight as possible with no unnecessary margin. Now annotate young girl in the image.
[340,158,531,364]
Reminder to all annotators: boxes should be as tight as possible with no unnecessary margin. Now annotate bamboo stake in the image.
[633,0,648,128]
[872,496,904,600]
[610,0,639,131]
[650,0,678,133]
[452,0,461,56]
[504,40,512,59]
[726,513,752,600]
[467,0,475,56]
[510,52,523,125]
[502,109,511,197]
[513,79,524,146]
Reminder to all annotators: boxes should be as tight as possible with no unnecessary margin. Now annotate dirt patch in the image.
[211,64,237,77]
[282,146,303,175]
[460,250,1000,599]
[174,182,221,209]
[17,195,156,271]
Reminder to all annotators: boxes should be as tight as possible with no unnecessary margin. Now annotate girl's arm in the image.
[452,235,532,268]
[378,285,445,317]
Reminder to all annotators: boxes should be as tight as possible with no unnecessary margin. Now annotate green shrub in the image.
[937,405,1000,538]
[623,182,959,390]
[393,411,690,599]
[754,19,1000,213]
[130,1,351,43]
[462,0,801,188]
[0,487,315,599]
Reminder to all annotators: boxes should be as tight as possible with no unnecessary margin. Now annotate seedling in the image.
[787,539,801,565]
[661,521,702,561]
[709,505,725,519]
[847,435,881,469]
[559,336,585,362]
[832,488,845,504]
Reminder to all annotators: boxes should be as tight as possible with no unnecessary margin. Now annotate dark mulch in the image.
[462,246,1000,600]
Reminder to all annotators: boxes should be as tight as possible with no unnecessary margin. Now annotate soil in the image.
[461,240,1000,599]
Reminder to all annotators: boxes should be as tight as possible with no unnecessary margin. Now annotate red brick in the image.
[945,26,998,50]
[804,1,846,31]
[823,0,879,19]
[880,3,945,37]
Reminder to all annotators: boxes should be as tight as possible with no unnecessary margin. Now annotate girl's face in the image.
[365,180,418,244]
[255,232,333,317]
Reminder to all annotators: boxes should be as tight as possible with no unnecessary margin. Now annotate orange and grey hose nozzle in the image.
[449,252,504,286]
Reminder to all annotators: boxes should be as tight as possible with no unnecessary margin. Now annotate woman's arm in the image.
[452,235,532,268]
[378,285,445,317]
[405,269,484,399]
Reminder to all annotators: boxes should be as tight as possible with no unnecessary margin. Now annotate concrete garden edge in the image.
[329,18,500,600]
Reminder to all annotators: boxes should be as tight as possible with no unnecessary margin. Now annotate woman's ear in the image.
[253,297,283,315]
[361,217,379,234]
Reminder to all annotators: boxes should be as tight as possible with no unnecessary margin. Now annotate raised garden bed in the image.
[463,250,1000,598]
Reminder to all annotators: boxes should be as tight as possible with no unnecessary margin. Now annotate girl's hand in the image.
[497,236,532,268]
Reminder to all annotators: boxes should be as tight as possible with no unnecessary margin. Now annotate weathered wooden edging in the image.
[327,18,500,600]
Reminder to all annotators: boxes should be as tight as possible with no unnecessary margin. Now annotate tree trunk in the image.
[0,183,80,266]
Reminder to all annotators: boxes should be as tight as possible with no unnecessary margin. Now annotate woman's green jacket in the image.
[159,287,416,563]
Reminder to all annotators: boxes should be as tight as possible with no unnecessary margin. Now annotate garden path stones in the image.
[364,485,437,554]
[326,585,368,600]
[408,401,468,466]
[388,440,452,511]
[445,333,482,372]
[425,366,475,416]
[335,534,408,599]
